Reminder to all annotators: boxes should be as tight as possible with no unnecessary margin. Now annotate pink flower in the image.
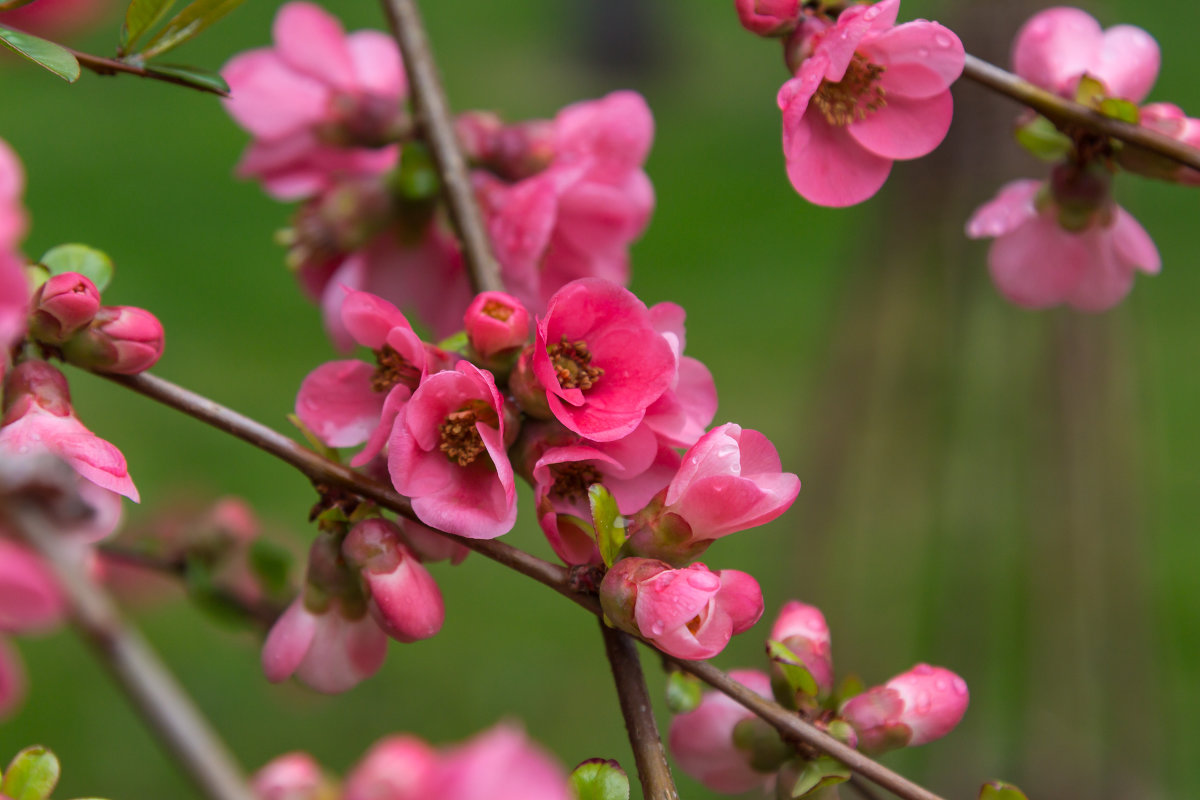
[0,253,27,363]
[28,272,101,344]
[387,362,516,538]
[770,600,834,698]
[343,735,439,800]
[222,2,406,200]
[0,539,65,634]
[840,663,969,753]
[532,279,675,442]
[734,0,802,37]
[424,724,570,800]
[1012,7,1159,102]
[0,0,114,41]
[0,360,139,502]
[251,752,328,800]
[61,305,165,375]
[0,137,27,252]
[600,558,764,660]
[1123,103,1200,185]
[261,595,387,694]
[342,519,445,643]
[641,302,718,449]
[463,291,530,361]
[966,179,1159,311]
[668,669,774,793]
[662,423,800,541]
[777,0,964,206]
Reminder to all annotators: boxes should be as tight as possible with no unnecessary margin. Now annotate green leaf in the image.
[1014,115,1072,162]
[138,0,246,59]
[979,781,1030,800]
[39,244,114,291]
[248,539,292,597]
[2,746,61,800]
[121,0,176,53]
[569,759,629,800]
[665,671,702,714]
[767,639,819,699]
[144,62,228,94]
[789,756,850,799]
[1074,74,1106,108]
[286,414,341,463]
[589,484,626,568]
[0,26,80,83]
[1099,97,1140,125]
[436,330,469,353]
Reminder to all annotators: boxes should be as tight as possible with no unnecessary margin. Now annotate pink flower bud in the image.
[668,669,775,793]
[63,306,165,375]
[769,600,834,698]
[599,558,763,660]
[29,272,101,344]
[0,252,28,359]
[426,724,570,800]
[343,519,445,643]
[251,752,328,800]
[344,735,439,800]
[734,0,802,37]
[840,664,969,753]
[464,291,530,361]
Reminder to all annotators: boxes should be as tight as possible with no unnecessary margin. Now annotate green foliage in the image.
[143,63,229,94]
[788,756,851,799]
[589,485,626,567]
[249,539,293,597]
[979,781,1030,800]
[137,0,248,60]
[1015,115,1072,162]
[665,670,703,714]
[1,746,60,800]
[569,759,629,800]
[767,639,819,699]
[0,27,79,83]
[121,0,176,54]
[39,244,114,291]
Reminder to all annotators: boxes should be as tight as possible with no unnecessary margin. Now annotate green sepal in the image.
[0,26,80,82]
[767,639,819,699]
[39,244,114,292]
[569,758,629,800]
[1098,97,1139,124]
[24,263,50,293]
[144,63,229,95]
[1014,115,1072,162]
[665,670,702,714]
[789,756,850,799]
[138,0,246,59]
[589,484,626,568]
[436,330,469,354]
[391,141,440,201]
[248,539,293,597]
[286,414,341,463]
[1074,74,1106,108]
[2,746,61,800]
[121,0,176,53]
[979,781,1030,800]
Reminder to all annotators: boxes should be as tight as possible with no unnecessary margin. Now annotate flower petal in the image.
[847,90,954,160]
[864,21,964,99]
[988,216,1088,308]
[965,179,1042,239]
[784,113,893,207]
[1012,7,1103,94]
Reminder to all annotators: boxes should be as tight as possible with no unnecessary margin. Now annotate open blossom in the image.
[966,179,1159,311]
[1012,7,1159,102]
[387,362,516,538]
[261,594,387,694]
[642,302,717,449]
[1123,103,1200,185]
[600,558,763,660]
[840,663,969,753]
[668,669,775,794]
[222,2,406,200]
[463,291,530,362]
[777,0,964,207]
[532,279,675,442]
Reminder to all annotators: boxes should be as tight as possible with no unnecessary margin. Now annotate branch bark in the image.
[69,47,229,96]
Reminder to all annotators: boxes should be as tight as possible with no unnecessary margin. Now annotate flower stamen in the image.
[372,345,421,392]
[438,399,497,466]
[813,53,887,126]
[547,336,603,390]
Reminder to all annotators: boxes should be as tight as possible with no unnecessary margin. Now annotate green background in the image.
[1,1,1197,798]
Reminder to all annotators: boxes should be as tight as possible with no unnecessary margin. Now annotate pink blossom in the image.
[1125,103,1200,185]
[1012,7,1159,102]
[28,272,101,344]
[661,423,800,541]
[777,0,964,207]
[0,539,65,633]
[463,291,530,361]
[61,305,164,375]
[770,600,834,697]
[342,519,444,643]
[0,253,27,362]
[261,595,387,694]
[600,558,764,660]
[387,362,516,538]
[668,669,774,793]
[251,752,328,800]
[0,360,139,502]
[222,2,406,200]
[532,279,675,442]
[0,137,27,252]
[642,302,718,449]
[0,635,26,720]
[0,0,114,41]
[840,663,969,753]
[394,516,469,565]
[735,0,802,37]
[343,735,439,800]
[424,724,570,800]
[966,179,1159,311]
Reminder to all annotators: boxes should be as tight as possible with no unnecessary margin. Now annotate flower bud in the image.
[251,752,332,800]
[2,358,72,420]
[840,664,969,754]
[343,519,445,643]
[344,735,439,800]
[464,291,530,361]
[769,600,834,699]
[62,305,164,374]
[508,346,553,420]
[28,272,100,344]
[735,0,802,37]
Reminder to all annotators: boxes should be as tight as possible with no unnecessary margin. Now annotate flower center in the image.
[438,399,498,467]
[482,299,513,321]
[813,53,887,126]
[550,462,602,502]
[372,345,421,393]
[547,337,603,390]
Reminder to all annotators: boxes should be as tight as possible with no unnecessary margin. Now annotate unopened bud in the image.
[62,305,164,374]
[735,0,802,37]
[29,271,100,343]
[2,359,72,420]
[464,291,531,361]
[343,518,445,643]
[508,346,553,420]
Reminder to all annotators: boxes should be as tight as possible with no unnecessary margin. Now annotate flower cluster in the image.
[667,600,969,796]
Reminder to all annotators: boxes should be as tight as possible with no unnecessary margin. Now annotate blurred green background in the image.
[1,1,1197,798]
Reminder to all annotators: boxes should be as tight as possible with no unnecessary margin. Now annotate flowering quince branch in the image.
[64,46,231,97]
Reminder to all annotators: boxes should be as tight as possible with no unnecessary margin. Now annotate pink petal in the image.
[347,31,405,98]
[965,179,1042,239]
[261,599,318,683]
[350,384,412,468]
[222,50,328,140]
[865,21,964,99]
[295,360,384,448]
[716,569,765,634]
[819,0,892,81]
[777,55,827,155]
[1094,25,1160,103]
[988,215,1087,308]
[273,1,356,91]
[1063,241,1134,312]
[848,90,954,160]
[1012,7,1103,94]
[0,540,64,632]
[341,290,413,350]
[784,113,893,207]
[1112,206,1161,275]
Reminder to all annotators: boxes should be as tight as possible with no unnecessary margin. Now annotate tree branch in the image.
[68,47,229,97]
[961,53,1200,172]
[599,622,679,800]
[378,0,504,294]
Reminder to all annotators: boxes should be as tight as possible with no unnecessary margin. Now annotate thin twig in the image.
[93,368,949,800]
[961,53,1200,172]
[67,47,229,97]
[599,622,680,800]
[11,504,255,800]
[379,0,504,293]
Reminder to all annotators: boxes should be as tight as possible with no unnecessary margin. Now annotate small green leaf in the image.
[0,26,80,83]
[39,244,114,292]
[144,62,228,94]
[665,671,702,714]
[589,484,626,568]
[138,0,246,59]
[1098,97,1140,125]
[1074,74,1106,108]
[436,330,469,353]
[121,0,176,53]
[767,639,819,699]
[248,539,292,597]
[569,759,629,800]
[789,756,850,799]
[2,746,61,800]
[1014,115,1072,162]
[979,781,1030,800]
[392,141,440,201]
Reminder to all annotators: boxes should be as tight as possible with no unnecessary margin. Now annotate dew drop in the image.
[934,32,953,49]
[915,691,932,713]
[953,677,968,695]
[686,572,721,592]
[649,620,666,636]
[917,47,931,59]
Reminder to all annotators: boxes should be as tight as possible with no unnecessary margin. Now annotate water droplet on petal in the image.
[934,32,953,49]
[953,677,968,695]
[649,620,666,636]
[686,571,721,592]
[915,691,932,713]
[918,47,931,59]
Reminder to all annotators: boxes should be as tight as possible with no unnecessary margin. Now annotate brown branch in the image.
[379,0,504,294]
[599,622,679,800]
[67,47,229,97]
[961,53,1200,172]
[10,501,255,800]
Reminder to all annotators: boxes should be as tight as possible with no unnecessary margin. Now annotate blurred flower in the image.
[0,0,115,41]
[343,735,438,800]
[840,663,969,753]
[251,752,332,800]
[734,0,802,38]
[423,724,570,800]
[261,594,387,694]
